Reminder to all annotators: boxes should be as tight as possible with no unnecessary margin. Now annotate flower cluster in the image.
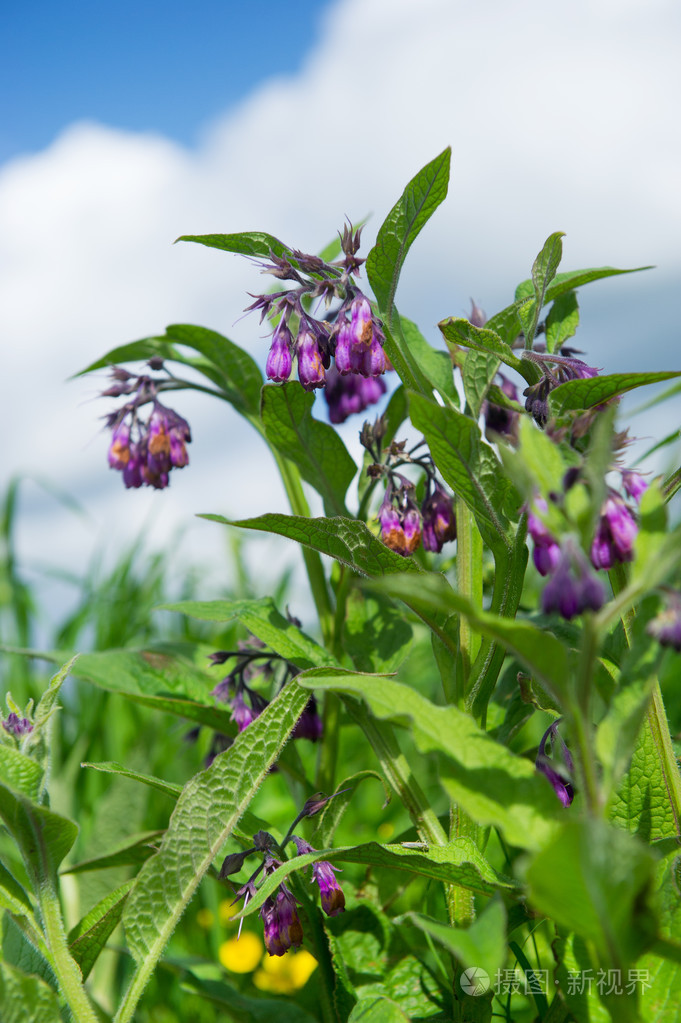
[204,629,322,766]
[246,226,388,421]
[224,797,346,958]
[522,349,600,427]
[527,468,646,620]
[2,712,33,737]
[483,373,521,444]
[536,721,574,807]
[362,423,457,558]
[102,366,191,489]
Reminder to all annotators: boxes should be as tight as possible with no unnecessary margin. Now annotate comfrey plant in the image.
[4,149,681,1023]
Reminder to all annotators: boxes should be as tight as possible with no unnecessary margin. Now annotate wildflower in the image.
[260,880,304,957]
[292,696,323,741]
[541,541,605,620]
[484,374,520,443]
[647,592,681,652]
[468,299,487,328]
[536,721,574,807]
[266,322,293,382]
[323,365,386,424]
[107,422,132,469]
[253,948,317,993]
[421,482,457,553]
[2,712,33,737]
[292,838,345,917]
[296,329,325,390]
[219,932,263,973]
[621,469,648,503]
[378,478,422,556]
[349,295,374,348]
[590,495,638,570]
[527,497,561,577]
[521,350,600,427]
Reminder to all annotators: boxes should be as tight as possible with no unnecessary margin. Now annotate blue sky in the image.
[3,0,681,632]
[2,0,333,162]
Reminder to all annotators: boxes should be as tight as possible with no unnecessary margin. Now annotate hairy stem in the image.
[40,883,99,1023]
[455,499,483,702]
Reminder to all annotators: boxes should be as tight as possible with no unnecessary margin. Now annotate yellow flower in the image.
[218,932,264,973]
[196,908,214,929]
[253,949,318,993]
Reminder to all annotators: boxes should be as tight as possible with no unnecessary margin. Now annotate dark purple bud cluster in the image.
[362,429,456,558]
[536,720,574,807]
[590,494,638,570]
[323,365,387,424]
[647,591,681,652]
[2,712,33,737]
[483,373,521,444]
[246,227,388,409]
[527,497,561,577]
[541,540,605,620]
[522,350,600,427]
[225,792,346,957]
[103,365,191,489]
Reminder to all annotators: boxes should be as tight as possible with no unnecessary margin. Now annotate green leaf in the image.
[67,879,134,980]
[204,513,421,577]
[399,314,458,404]
[176,230,291,260]
[545,291,579,353]
[158,597,336,669]
[348,996,411,1022]
[499,413,568,503]
[639,852,681,1022]
[0,785,78,885]
[439,317,523,374]
[343,590,413,674]
[239,839,516,918]
[163,323,263,419]
[0,746,43,801]
[515,264,652,303]
[313,770,390,846]
[521,232,565,347]
[69,648,237,733]
[366,149,450,315]
[0,962,62,1023]
[0,862,34,918]
[526,818,657,966]
[62,830,165,874]
[408,392,512,547]
[373,573,569,695]
[300,670,560,850]
[404,898,507,980]
[549,371,681,416]
[463,349,501,418]
[122,678,309,962]
[180,969,320,1023]
[75,337,181,376]
[80,761,181,799]
[261,383,356,515]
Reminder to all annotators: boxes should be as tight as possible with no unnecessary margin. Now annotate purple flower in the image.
[402,508,422,554]
[296,329,325,390]
[527,497,561,577]
[536,721,574,807]
[211,673,235,702]
[349,295,373,348]
[266,323,293,382]
[292,838,345,918]
[647,592,681,652]
[542,542,605,620]
[108,423,131,469]
[590,496,638,570]
[2,713,33,737]
[334,320,354,375]
[259,867,304,957]
[292,696,323,741]
[378,496,407,554]
[323,366,386,424]
[421,482,457,553]
[621,470,648,503]
[468,300,487,328]
[484,374,520,443]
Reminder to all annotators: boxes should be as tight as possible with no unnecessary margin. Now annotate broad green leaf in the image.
[348,996,411,1022]
[81,761,181,799]
[0,962,61,1023]
[439,317,523,373]
[515,264,651,303]
[261,383,356,516]
[158,597,336,669]
[76,337,181,375]
[366,149,450,315]
[408,391,512,546]
[553,932,611,1023]
[67,879,134,980]
[238,839,517,918]
[343,590,412,673]
[639,852,681,1022]
[0,862,34,918]
[463,349,501,418]
[122,678,309,961]
[373,573,569,695]
[526,818,657,966]
[62,830,165,874]
[176,230,291,260]
[300,670,560,850]
[545,290,579,353]
[399,314,458,404]
[549,371,681,416]
[162,323,263,418]
[0,746,43,801]
[499,413,568,503]
[204,513,421,577]
[68,648,237,733]
[404,898,507,980]
[0,784,78,884]
[180,969,319,1023]
[521,232,565,347]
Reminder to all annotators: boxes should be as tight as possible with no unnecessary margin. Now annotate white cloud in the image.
[2,0,681,628]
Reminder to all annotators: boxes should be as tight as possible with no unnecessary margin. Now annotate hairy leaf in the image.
[0,785,78,884]
[68,880,134,980]
[0,962,61,1023]
[549,371,681,416]
[404,898,507,979]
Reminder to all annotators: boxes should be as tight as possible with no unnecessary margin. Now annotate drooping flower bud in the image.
[323,366,386,424]
[349,296,373,348]
[536,721,574,807]
[296,329,325,390]
[292,838,345,918]
[292,696,323,741]
[108,422,132,469]
[590,496,638,570]
[647,592,681,652]
[621,470,648,503]
[421,482,457,553]
[542,542,605,620]
[266,323,293,382]
[527,497,561,577]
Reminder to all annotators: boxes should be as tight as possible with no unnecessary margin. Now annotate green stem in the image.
[342,698,448,846]
[455,499,483,703]
[40,883,99,1023]
[568,614,603,815]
